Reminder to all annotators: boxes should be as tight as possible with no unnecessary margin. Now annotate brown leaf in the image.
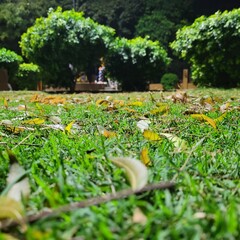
[219,102,230,113]
[171,91,187,103]
[132,207,147,225]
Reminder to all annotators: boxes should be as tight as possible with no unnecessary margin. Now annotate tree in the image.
[135,0,193,48]
[0,0,58,52]
[79,0,145,39]
[13,63,40,90]
[20,7,115,89]
[0,47,22,80]
[105,36,170,91]
[171,9,240,88]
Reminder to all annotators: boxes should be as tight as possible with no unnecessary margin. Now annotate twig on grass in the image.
[0,181,175,229]
[12,133,33,150]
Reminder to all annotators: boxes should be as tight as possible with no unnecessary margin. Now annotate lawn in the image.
[0,88,239,239]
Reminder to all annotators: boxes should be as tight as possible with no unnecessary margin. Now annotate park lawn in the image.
[0,88,239,239]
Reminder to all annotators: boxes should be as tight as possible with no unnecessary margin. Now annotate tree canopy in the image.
[171,8,240,88]
[20,7,115,88]
[0,47,22,79]
[1,0,240,89]
[105,36,170,91]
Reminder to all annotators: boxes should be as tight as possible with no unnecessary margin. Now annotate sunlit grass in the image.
[0,88,239,239]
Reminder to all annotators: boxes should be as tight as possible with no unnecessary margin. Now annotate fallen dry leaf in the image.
[0,196,25,225]
[143,130,161,141]
[132,207,147,225]
[6,162,30,202]
[160,133,188,152]
[140,147,152,166]
[191,114,216,129]
[137,120,150,132]
[111,156,148,190]
[65,120,75,134]
[97,125,116,138]
[22,118,45,125]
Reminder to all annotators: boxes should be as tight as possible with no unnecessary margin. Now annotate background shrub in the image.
[171,8,240,88]
[105,36,170,91]
[161,73,178,90]
[20,7,115,89]
[0,48,22,80]
[12,63,40,90]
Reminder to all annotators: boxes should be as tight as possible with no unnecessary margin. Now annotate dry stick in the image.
[1,181,175,229]
[12,133,33,150]
[29,181,175,222]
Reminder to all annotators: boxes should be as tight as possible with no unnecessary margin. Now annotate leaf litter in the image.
[0,89,239,238]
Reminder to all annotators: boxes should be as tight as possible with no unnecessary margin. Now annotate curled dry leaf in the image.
[22,118,45,125]
[96,99,109,106]
[3,97,8,109]
[143,130,161,141]
[171,91,187,103]
[6,126,34,134]
[219,102,230,113]
[128,101,143,107]
[41,124,65,131]
[97,125,116,138]
[6,163,30,202]
[49,116,62,124]
[17,104,27,111]
[140,147,152,166]
[0,120,13,126]
[65,120,75,133]
[214,112,227,123]
[132,207,147,225]
[160,133,188,152]
[0,196,25,224]
[137,120,150,132]
[191,114,216,129]
[111,157,148,190]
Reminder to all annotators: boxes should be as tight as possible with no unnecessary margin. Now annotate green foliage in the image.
[79,0,145,38]
[17,63,40,77]
[0,89,239,239]
[0,0,58,51]
[135,12,175,48]
[0,152,8,192]
[135,0,193,47]
[12,63,41,90]
[161,73,179,90]
[0,48,22,79]
[171,9,240,88]
[20,7,115,88]
[105,36,171,91]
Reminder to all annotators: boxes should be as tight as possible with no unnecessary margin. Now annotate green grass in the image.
[0,88,239,239]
